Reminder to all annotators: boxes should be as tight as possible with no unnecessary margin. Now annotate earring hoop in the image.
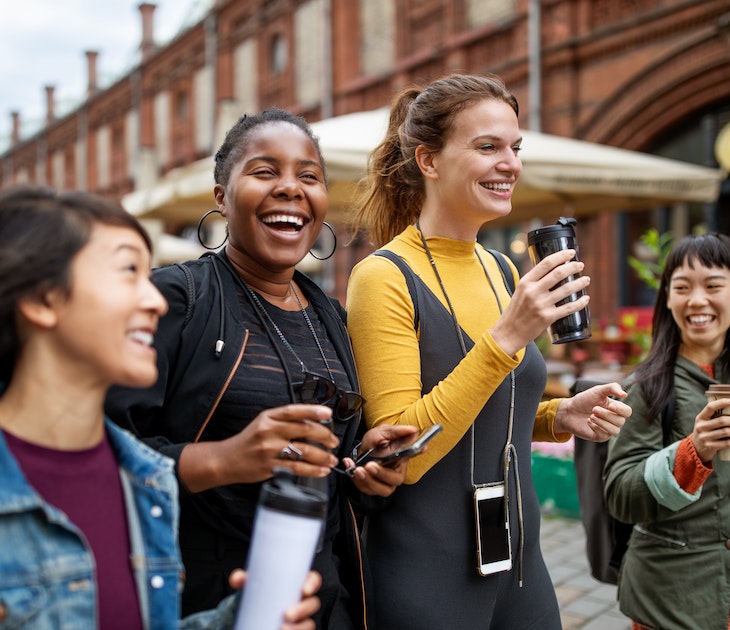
[197,209,229,250]
[309,222,337,260]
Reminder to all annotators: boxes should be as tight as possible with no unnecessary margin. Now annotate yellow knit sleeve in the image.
[533,398,571,442]
[346,254,519,483]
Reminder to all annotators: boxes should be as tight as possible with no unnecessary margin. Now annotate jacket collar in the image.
[209,250,363,450]
[0,419,173,513]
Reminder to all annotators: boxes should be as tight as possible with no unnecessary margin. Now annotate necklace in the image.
[289,283,334,379]
[242,281,335,381]
[415,221,525,583]
[415,220,514,484]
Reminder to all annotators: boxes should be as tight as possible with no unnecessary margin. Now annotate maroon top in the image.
[4,428,144,630]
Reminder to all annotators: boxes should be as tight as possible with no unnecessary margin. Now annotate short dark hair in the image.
[0,185,152,383]
[213,107,327,187]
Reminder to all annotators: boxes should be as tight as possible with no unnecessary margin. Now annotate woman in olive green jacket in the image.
[604,233,730,630]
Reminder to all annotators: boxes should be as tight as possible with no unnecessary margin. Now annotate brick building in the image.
[1,0,729,333]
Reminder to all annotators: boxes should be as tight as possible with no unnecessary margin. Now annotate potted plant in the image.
[627,228,673,293]
[622,228,673,363]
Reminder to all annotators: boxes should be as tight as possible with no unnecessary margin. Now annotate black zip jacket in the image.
[106,250,375,629]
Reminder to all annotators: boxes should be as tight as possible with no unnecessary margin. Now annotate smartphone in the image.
[357,424,443,467]
[474,483,512,576]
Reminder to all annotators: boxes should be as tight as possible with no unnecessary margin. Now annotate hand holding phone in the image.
[356,424,443,468]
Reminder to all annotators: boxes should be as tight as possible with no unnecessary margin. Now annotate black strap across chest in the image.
[373,248,514,332]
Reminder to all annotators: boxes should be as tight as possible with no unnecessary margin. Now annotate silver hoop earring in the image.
[197,209,229,250]
[309,222,337,260]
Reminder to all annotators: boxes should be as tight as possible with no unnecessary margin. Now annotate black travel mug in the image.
[234,469,327,630]
[527,217,591,344]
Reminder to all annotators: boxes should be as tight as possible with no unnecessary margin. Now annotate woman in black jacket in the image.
[106,108,415,629]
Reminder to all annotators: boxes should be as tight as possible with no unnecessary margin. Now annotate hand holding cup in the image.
[703,384,730,462]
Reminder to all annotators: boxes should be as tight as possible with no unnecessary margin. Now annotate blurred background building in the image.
[1,0,729,375]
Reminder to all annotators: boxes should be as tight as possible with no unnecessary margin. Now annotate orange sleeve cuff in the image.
[674,435,712,494]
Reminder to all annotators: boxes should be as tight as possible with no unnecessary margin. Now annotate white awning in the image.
[123,107,726,225]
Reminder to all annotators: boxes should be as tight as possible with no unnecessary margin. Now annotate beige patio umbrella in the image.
[123,107,725,226]
[308,108,725,225]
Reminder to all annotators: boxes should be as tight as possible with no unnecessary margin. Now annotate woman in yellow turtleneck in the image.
[346,73,632,630]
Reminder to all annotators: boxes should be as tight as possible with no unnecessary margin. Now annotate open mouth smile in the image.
[481,182,512,192]
[128,330,155,346]
[261,213,308,232]
[688,315,714,326]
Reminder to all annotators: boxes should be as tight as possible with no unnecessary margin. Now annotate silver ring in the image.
[279,442,303,461]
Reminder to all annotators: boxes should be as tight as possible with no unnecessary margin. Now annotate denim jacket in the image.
[0,419,237,629]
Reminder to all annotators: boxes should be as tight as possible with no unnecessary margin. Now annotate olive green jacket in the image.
[604,356,730,630]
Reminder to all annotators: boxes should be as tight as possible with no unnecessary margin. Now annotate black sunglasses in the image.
[296,371,365,422]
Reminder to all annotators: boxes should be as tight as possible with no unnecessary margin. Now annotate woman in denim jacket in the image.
[0,186,319,629]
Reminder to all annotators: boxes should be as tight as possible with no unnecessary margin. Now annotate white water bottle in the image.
[234,469,327,630]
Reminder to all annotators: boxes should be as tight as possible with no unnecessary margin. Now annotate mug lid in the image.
[527,217,578,244]
[260,468,328,518]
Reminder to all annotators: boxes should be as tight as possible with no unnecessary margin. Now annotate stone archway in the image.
[578,29,730,151]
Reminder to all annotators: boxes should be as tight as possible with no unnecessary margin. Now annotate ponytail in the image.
[351,74,519,248]
[352,88,425,247]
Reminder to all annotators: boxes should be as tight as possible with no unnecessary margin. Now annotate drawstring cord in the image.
[210,256,226,357]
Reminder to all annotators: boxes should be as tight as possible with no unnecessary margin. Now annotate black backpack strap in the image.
[661,388,676,447]
[374,248,516,330]
[613,390,675,570]
[373,250,421,331]
[173,262,196,328]
[486,249,515,295]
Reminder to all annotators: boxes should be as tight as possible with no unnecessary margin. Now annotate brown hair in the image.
[352,73,519,247]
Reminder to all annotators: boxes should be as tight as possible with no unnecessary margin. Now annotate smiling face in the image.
[49,224,168,389]
[216,120,328,278]
[667,259,730,364]
[417,98,522,238]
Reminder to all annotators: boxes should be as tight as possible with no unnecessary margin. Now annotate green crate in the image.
[531,453,580,519]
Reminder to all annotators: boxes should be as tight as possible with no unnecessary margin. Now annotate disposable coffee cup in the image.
[707,385,730,393]
[705,386,730,462]
[527,217,591,344]
[234,469,327,630]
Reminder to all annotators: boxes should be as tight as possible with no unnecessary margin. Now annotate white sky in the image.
[0,0,210,150]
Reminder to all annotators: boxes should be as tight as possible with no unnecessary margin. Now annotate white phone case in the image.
[474,483,513,576]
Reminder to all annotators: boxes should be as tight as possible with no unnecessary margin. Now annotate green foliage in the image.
[534,331,551,357]
[627,229,673,291]
[619,309,652,363]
